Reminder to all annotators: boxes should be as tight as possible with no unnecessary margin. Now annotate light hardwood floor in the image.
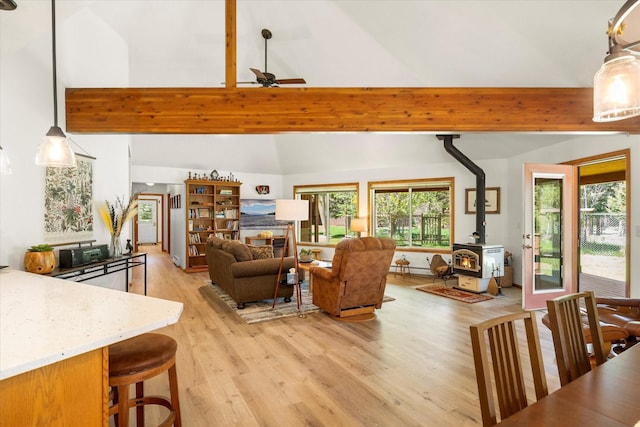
[126,245,561,426]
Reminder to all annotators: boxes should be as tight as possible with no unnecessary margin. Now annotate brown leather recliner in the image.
[311,237,396,321]
[541,296,640,357]
[596,297,640,349]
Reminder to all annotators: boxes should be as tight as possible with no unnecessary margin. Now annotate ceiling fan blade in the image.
[221,81,259,85]
[275,78,307,85]
[250,68,267,80]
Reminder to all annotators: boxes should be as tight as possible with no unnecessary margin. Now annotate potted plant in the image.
[24,244,56,274]
[299,248,313,262]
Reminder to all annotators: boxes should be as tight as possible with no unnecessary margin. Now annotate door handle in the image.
[523,234,531,239]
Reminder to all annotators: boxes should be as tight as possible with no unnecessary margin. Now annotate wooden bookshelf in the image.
[185,179,241,272]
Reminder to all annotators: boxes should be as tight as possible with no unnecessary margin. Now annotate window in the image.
[370,178,453,250]
[139,202,153,222]
[294,183,359,244]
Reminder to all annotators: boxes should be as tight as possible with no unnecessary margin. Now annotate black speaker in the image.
[59,245,109,268]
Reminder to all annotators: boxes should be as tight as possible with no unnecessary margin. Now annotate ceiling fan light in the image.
[593,53,640,122]
[35,126,77,167]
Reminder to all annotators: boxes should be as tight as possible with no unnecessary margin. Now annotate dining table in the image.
[498,343,640,426]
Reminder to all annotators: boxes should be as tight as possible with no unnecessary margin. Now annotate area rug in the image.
[200,281,395,324]
[415,285,494,304]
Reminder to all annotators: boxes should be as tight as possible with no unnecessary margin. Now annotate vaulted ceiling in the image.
[1,1,635,175]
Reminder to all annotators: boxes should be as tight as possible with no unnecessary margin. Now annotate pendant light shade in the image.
[593,0,640,122]
[35,126,77,167]
[593,50,640,122]
[36,0,76,168]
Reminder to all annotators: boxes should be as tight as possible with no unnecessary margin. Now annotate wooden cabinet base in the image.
[0,347,107,426]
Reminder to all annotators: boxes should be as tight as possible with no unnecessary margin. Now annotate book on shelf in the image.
[219,189,233,195]
[223,208,237,218]
[188,245,200,256]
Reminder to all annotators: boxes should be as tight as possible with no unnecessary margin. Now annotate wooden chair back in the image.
[545,290,607,386]
[470,311,548,426]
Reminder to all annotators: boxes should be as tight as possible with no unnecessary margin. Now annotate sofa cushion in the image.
[248,244,274,260]
[221,241,253,262]
[207,235,225,249]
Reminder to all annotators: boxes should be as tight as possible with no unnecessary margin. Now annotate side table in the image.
[394,259,411,277]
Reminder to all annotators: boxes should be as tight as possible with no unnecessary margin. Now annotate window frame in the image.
[368,177,455,252]
[294,183,360,246]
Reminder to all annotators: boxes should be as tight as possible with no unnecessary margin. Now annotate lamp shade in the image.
[593,54,640,122]
[35,126,77,167]
[350,218,368,232]
[275,199,309,221]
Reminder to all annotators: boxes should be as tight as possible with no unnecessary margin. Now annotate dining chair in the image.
[546,290,607,386]
[470,311,548,426]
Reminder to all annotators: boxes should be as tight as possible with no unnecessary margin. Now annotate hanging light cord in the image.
[51,0,58,127]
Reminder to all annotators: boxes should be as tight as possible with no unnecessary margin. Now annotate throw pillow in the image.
[248,244,274,260]
[207,235,225,249]
[222,241,252,262]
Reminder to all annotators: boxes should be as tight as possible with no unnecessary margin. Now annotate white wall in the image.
[0,5,132,292]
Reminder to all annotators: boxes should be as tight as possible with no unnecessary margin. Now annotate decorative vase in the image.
[24,251,56,274]
[110,235,122,258]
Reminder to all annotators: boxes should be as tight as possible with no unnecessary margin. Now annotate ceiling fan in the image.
[240,29,306,87]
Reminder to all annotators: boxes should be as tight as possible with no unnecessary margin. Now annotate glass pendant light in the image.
[593,0,640,122]
[35,0,76,167]
[593,48,640,122]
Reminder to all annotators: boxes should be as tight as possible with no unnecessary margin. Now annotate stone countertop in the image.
[0,268,183,380]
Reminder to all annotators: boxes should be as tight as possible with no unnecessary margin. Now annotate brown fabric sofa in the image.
[311,237,396,320]
[205,236,295,309]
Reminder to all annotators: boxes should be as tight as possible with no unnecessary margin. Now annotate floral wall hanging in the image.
[43,154,94,244]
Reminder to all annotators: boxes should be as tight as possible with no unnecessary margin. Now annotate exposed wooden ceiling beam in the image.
[224,0,236,88]
[65,86,640,134]
[64,0,640,135]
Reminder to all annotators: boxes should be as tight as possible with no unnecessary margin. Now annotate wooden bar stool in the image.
[109,333,182,427]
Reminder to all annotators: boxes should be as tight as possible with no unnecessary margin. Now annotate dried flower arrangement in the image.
[98,194,139,256]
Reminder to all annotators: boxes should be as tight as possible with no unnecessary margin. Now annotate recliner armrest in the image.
[596,297,640,308]
[310,266,335,281]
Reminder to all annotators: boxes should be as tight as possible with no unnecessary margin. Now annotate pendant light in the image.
[593,0,640,122]
[35,0,76,167]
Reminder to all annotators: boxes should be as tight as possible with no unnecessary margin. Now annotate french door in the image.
[522,163,576,310]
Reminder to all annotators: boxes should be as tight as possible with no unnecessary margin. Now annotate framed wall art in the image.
[240,199,287,230]
[43,154,95,244]
[465,187,500,214]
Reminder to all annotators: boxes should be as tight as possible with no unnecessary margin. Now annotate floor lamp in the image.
[272,199,309,311]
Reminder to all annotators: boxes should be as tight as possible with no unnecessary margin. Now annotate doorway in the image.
[138,199,158,245]
[522,163,575,310]
[573,152,630,298]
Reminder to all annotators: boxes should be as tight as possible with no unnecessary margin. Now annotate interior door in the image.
[137,200,157,244]
[522,163,576,310]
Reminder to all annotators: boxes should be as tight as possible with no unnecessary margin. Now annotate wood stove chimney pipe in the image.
[438,134,486,244]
